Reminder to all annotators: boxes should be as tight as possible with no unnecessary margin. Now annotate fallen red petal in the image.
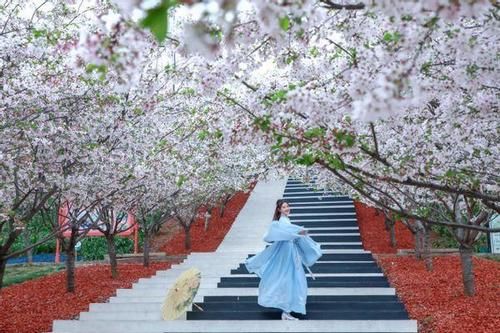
[355,201,414,253]
[377,255,500,333]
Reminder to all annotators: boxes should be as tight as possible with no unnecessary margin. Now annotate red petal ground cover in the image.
[0,262,170,333]
[0,186,253,333]
[160,188,253,255]
[355,201,414,253]
[377,255,500,333]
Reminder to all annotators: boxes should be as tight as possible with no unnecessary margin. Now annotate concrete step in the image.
[210,248,371,253]
[116,285,216,296]
[137,273,385,287]
[187,310,410,320]
[87,295,405,313]
[310,235,362,241]
[291,215,358,220]
[217,276,391,288]
[202,295,403,303]
[284,184,316,188]
[172,256,241,262]
[213,233,362,239]
[316,242,362,245]
[162,250,373,269]
[143,268,375,283]
[284,197,352,202]
[287,202,355,207]
[291,207,356,213]
[108,288,397,303]
[285,196,348,200]
[123,278,392,296]
[293,221,359,227]
[169,260,241,267]
[283,191,340,196]
[227,272,384,279]
[219,236,362,242]
[321,244,364,249]
[166,261,241,268]
[184,252,249,257]
[290,218,357,222]
[79,308,409,321]
[284,196,351,201]
[153,269,232,277]
[125,273,403,295]
[52,319,417,332]
[155,266,232,275]
[88,302,162,312]
[303,227,360,230]
[231,264,381,274]
[308,232,360,236]
[284,187,334,193]
[246,253,372,258]
[216,244,375,251]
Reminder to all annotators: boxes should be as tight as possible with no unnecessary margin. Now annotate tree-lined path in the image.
[51,179,417,333]
[1,1,498,332]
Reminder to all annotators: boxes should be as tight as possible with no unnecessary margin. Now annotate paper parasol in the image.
[161,267,203,320]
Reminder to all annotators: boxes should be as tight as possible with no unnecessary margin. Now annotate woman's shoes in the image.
[281,311,299,320]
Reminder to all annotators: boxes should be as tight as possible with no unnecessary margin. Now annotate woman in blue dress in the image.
[244,199,322,320]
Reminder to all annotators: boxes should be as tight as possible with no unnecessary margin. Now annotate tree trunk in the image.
[23,229,33,265]
[65,236,77,293]
[383,213,390,231]
[220,194,231,218]
[389,224,397,248]
[143,231,150,268]
[204,208,212,232]
[382,211,396,248]
[414,228,423,260]
[384,216,397,248]
[422,226,433,271]
[459,245,475,296]
[106,235,118,279]
[184,226,191,250]
[0,256,7,290]
[219,201,226,218]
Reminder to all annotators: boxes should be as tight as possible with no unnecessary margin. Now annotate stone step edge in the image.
[51,319,417,333]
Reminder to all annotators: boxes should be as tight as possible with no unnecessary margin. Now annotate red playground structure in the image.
[55,202,139,263]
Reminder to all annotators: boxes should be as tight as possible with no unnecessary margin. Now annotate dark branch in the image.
[329,169,500,233]
[320,0,365,10]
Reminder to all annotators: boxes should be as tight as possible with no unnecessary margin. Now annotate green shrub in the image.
[432,225,489,252]
[432,225,459,248]
[5,211,57,256]
[80,237,135,261]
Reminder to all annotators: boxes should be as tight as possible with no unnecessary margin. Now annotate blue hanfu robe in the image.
[244,215,323,314]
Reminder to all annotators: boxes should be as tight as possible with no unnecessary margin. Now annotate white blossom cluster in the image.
[1,0,498,236]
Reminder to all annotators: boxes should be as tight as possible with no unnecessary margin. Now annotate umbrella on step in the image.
[161,267,203,320]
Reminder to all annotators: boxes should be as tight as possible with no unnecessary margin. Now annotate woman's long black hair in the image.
[273,199,287,220]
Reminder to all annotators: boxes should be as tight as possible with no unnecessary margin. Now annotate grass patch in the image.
[4,264,65,287]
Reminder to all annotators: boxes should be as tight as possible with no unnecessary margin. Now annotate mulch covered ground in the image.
[0,263,170,333]
[377,255,500,333]
[354,201,414,253]
[160,189,253,254]
[4,192,496,333]
[356,201,500,333]
[0,187,253,333]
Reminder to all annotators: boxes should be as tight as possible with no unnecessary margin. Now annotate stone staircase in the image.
[50,178,417,333]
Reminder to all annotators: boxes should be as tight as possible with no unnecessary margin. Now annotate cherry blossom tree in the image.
[0,1,103,289]
[152,0,497,296]
[2,0,498,298]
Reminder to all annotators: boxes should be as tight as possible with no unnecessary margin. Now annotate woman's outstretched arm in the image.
[263,221,305,242]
